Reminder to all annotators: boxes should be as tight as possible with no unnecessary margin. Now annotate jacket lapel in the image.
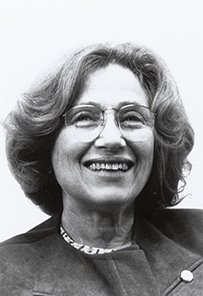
[134,215,203,295]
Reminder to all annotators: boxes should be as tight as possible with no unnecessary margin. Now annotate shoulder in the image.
[151,207,203,223]
[0,213,65,292]
[0,213,60,246]
[151,208,203,231]
[150,208,203,256]
[0,213,61,266]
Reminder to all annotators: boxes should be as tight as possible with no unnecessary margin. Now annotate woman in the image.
[1,42,203,295]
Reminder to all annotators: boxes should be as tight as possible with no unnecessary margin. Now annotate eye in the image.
[74,112,93,122]
[69,110,100,127]
[120,111,145,128]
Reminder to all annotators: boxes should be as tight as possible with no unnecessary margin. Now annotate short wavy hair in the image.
[4,43,194,215]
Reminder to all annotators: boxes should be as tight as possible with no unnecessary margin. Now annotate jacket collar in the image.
[45,211,203,294]
[134,214,203,294]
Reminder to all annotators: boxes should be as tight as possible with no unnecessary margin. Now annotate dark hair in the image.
[4,42,194,215]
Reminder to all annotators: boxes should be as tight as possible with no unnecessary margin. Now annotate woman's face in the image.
[52,64,154,212]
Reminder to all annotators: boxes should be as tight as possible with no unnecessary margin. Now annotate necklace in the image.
[60,224,133,255]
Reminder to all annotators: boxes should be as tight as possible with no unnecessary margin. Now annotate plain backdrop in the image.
[0,0,203,242]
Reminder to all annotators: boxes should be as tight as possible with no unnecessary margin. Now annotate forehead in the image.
[76,64,149,108]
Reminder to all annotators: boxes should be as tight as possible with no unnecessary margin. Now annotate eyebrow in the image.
[75,101,149,110]
[76,102,101,108]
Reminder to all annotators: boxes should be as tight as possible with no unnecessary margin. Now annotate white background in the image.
[0,0,203,242]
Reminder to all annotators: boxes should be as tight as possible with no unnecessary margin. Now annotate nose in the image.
[94,113,126,151]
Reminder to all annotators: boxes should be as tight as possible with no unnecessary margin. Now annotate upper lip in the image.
[83,157,135,168]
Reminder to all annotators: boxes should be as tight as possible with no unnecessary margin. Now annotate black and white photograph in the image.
[0,0,203,295]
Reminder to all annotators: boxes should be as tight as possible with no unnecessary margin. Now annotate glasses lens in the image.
[64,105,103,142]
[119,105,154,128]
[64,104,154,143]
[118,105,154,142]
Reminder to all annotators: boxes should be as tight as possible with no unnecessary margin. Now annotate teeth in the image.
[106,163,112,170]
[89,163,129,171]
[112,164,119,170]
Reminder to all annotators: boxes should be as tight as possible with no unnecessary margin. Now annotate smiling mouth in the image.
[89,163,129,171]
[84,159,134,172]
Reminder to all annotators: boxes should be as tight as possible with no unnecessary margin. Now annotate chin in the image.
[86,190,136,209]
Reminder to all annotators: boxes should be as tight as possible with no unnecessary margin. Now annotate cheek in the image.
[146,136,154,163]
[51,129,71,179]
[144,133,154,168]
[51,129,89,176]
[51,140,66,183]
[134,134,154,187]
[135,132,154,181]
[132,130,154,162]
[143,133,155,179]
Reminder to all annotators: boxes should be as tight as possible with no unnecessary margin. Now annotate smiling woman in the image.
[1,43,203,295]
[52,64,154,221]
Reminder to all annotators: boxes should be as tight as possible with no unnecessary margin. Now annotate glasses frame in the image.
[63,104,155,143]
[63,103,155,129]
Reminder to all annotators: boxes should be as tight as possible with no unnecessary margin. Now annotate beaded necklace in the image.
[60,224,132,255]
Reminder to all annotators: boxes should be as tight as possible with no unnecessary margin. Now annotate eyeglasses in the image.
[63,104,154,143]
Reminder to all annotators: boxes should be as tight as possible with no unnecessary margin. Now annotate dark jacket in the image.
[1,209,203,295]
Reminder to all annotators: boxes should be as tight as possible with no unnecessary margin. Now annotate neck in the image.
[61,198,135,250]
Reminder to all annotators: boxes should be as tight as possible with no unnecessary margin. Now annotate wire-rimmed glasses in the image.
[63,104,154,143]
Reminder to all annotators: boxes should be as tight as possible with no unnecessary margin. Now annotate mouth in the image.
[83,159,134,172]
